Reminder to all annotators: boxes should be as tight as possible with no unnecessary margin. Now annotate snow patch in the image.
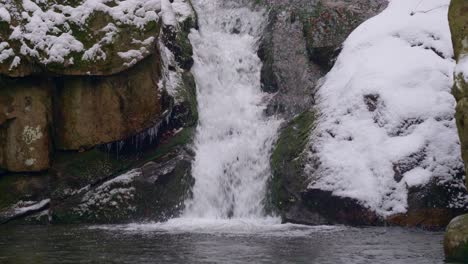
[159,38,181,99]
[118,47,149,67]
[403,167,432,187]
[22,125,43,145]
[12,199,50,215]
[9,56,21,70]
[24,158,36,166]
[0,42,14,63]
[76,170,140,214]
[0,7,11,23]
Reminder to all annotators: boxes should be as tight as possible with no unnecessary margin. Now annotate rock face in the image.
[445,0,468,261]
[54,53,164,150]
[0,0,196,171]
[258,0,387,119]
[0,78,52,172]
[267,0,468,230]
[0,0,199,224]
[262,0,391,225]
[451,0,468,188]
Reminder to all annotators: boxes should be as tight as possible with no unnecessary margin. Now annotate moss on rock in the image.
[269,111,315,216]
[0,0,161,77]
[450,0,468,188]
[445,214,468,262]
[50,127,195,224]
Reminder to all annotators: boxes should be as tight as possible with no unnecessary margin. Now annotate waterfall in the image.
[182,0,280,219]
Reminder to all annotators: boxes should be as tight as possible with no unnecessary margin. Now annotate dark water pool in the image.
[0,220,454,264]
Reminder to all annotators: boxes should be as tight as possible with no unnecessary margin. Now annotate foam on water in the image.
[92,218,344,237]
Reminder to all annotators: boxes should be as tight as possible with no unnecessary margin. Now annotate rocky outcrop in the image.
[258,0,387,119]
[0,0,196,172]
[264,0,390,225]
[50,128,195,224]
[0,0,199,224]
[267,0,468,230]
[445,0,468,261]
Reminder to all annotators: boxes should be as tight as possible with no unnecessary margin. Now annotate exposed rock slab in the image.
[54,53,164,150]
[0,78,52,172]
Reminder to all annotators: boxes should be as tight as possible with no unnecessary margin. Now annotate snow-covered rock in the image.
[0,0,196,77]
[307,0,468,218]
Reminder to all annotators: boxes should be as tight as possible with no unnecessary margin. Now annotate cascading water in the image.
[182,0,281,220]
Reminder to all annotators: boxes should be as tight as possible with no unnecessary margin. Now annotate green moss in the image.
[175,29,194,70]
[269,111,315,213]
[173,72,198,127]
[449,0,468,60]
[450,0,468,189]
[143,127,195,163]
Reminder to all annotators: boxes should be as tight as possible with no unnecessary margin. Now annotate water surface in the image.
[0,222,448,264]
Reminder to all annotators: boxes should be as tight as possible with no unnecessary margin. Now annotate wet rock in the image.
[444,214,468,262]
[0,0,199,223]
[300,189,381,226]
[0,173,49,224]
[50,128,195,224]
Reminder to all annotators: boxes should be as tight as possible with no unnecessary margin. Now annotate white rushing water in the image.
[182,0,281,219]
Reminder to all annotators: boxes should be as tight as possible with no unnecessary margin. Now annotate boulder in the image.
[444,214,468,262]
[269,0,468,229]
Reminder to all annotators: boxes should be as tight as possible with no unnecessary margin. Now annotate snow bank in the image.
[307,0,466,217]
